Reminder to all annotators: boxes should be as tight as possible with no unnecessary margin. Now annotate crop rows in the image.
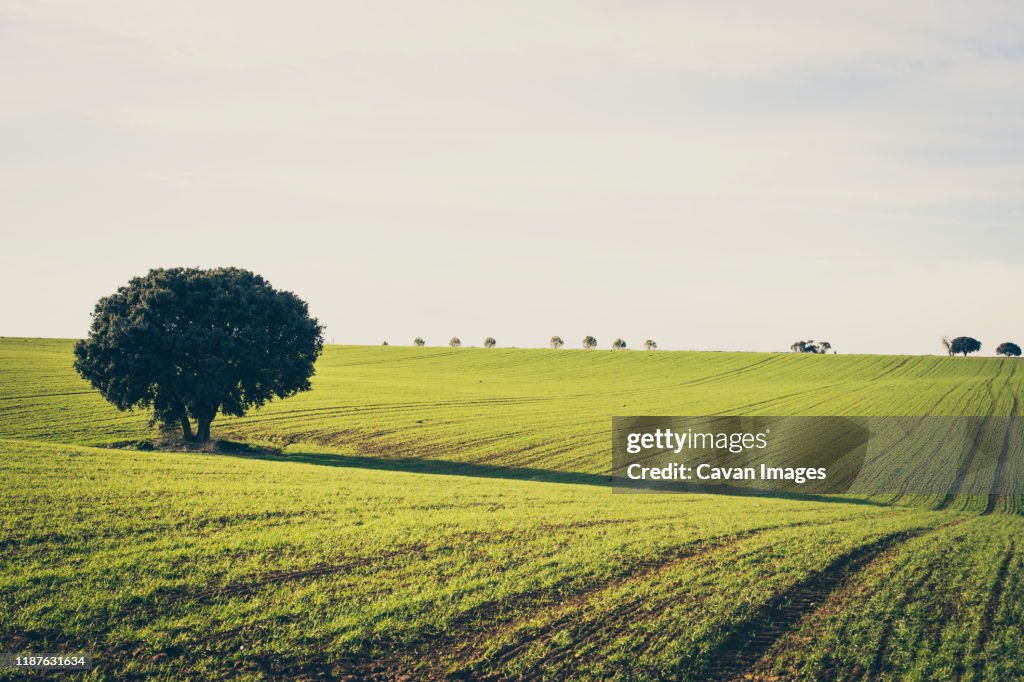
[7,440,1021,680]
[2,338,1023,679]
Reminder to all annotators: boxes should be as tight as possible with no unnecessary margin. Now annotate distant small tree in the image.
[791,339,828,354]
[582,335,597,349]
[413,337,426,346]
[950,336,981,357]
[996,342,1021,358]
[941,336,953,356]
[644,339,657,351]
[484,337,496,348]
[550,336,564,349]
[612,338,627,350]
[449,336,461,348]
[382,341,389,346]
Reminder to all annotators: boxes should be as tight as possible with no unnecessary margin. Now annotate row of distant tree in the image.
[389,336,659,350]
[941,336,1021,357]
[792,336,1023,357]
[384,335,1024,357]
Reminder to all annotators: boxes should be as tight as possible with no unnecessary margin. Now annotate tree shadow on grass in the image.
[212,446,891,508]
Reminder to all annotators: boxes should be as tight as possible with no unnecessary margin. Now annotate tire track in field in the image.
[236,395,555,424]
[66,523,691,677]
[925,380,972,417]
[399,513,904,681]
[116,544,433,621]
[361,517,864,680]
[872,360,1007,503]
[723,383,849,415]
[731,517,972,681]
[863,518,974,679]
[694,526,936,682]
[507,519,930,682]
[669,354,784,390]
[0,390,94,401]
[885,355,913,374]
[867,558,946,677]
[982,393,1019,515]
[869,377,996,507]
[470,530,801,681]
[936,369,1001,511]
[970,537,1015,680]
[131,518,705,617]
[865,380,976,505]
[338,349,468,365]
[188,545,428,601]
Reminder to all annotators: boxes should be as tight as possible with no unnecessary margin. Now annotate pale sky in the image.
[2,1,1023,354]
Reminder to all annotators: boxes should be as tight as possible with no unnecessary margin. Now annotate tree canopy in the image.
[612,338,627,350]
[449,337,461,348]
[790,340,831,354]
[582,336,597,349]
[950,336,982,356]
[996,342,1021,358]
[73,267,323,443]
[483,337,496,348]
[549,336,564,349]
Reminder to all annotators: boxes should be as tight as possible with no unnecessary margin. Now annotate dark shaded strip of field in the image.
[212,449,890,509]
[936,394,995,511]
[863,381,969,503]
[935,364,1008,511]
[983,395,1019,515]
[693,527,934,681]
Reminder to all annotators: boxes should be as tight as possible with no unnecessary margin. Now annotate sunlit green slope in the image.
[2,338,1020,475]
[4,439,1021,681]
[3,339,1024,679]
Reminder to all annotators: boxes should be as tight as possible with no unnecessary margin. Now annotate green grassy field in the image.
[2,338,1023,680]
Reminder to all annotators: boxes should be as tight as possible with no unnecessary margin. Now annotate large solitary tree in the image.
[73,267,323,443]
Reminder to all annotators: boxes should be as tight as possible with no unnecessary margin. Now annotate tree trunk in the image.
[196,416,213,443]
[177,407,194,442]
[179,414,194,442]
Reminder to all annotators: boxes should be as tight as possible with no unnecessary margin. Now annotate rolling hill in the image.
[2,338,1023,680]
